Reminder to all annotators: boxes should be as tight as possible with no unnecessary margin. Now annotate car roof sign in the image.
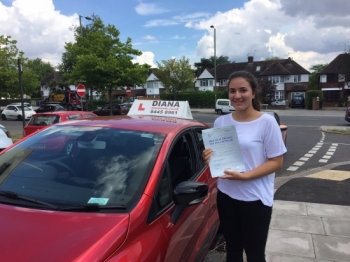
[127,99,193,119]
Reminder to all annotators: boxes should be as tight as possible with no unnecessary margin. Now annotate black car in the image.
[35,104,66,113]
[92,104,124,116]
[345,107,350,123]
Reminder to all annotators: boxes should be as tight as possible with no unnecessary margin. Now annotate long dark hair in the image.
[227,71,261,111]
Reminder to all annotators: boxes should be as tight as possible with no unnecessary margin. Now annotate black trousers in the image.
[217,190,272,262]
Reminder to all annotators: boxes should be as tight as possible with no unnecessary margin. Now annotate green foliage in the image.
[160,90,228,108]
[156,57,195,100]
[265,56,282,61]
[306,90,323,109]
[59,15,150,105]
[308,64,327,90]
[0,35,40,98]
[257,77,276,104]
[194,56,233,69]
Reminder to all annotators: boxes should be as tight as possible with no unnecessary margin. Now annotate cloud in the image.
[0,0,76,66]
[171,35,185,40]
[145,12,210,27]
[143,35,158,42]
[190,0,350,70]
[133,51,156,68]
[135,2,168,16]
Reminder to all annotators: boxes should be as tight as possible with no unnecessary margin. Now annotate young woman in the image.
[203,71,287,262]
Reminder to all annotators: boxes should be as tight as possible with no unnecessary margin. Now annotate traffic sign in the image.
[126,86,131,96]
[76,84,86,97]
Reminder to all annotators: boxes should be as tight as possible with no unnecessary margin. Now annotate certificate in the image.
[202,125,246,177]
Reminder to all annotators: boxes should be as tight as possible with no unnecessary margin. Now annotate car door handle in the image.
[202,193,210,204]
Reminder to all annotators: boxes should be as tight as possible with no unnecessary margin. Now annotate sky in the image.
[1,0,350,72]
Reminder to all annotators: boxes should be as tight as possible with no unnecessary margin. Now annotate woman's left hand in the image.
[219,170,248,180]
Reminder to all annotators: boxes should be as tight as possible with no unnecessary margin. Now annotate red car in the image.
[0,115,219,262]
[23,111,98,137]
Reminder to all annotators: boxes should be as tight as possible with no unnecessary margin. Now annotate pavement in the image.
[194,107,350,262]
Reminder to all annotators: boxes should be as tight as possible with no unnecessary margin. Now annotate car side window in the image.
[67,114,83,120]
[148,131,198,223]
[193,128,206,171]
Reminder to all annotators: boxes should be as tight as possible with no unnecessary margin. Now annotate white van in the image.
[215,99,235,114]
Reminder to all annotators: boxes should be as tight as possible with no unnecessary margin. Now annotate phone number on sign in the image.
[150,110,178,115]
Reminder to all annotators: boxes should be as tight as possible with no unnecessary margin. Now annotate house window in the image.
[274,91,284,100]
[220,79,227,86]
[294,75,301,82]
[200,80,208,86]
[268,76,279,83]
[256,66,261,72]
[209,79,213,86]
[338,74,345,82]
[147,82,159,88]
[280,76,284,83]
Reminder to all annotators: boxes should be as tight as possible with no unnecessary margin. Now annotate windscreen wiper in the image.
[0,190,57,209]
[58,203,126,211]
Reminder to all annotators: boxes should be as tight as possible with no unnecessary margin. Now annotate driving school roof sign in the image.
[128,100,193,119]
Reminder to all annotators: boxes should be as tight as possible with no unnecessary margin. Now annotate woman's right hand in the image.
[202,148,213,164]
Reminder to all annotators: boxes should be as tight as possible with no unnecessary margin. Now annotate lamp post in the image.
[79,15,92,36]
[210,25,217,103]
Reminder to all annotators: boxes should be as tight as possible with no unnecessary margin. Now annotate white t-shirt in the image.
[214,113,287,206]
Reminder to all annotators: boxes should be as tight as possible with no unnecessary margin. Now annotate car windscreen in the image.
[28,115,60,125]
[0,125,164,212]
[17,106,31,111]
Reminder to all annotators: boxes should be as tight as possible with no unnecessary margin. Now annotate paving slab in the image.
[306,203,350,221]
[322,218,350,238]
[266,229,315,258]
[270,214,325,235]
[266,252,331,262]
[273,200,307,216]
[313,234,350,262]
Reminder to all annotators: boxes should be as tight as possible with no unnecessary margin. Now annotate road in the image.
[191,110,350,179]
[1,109,349,179]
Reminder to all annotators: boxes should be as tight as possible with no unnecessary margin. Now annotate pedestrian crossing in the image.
[286,132,338,172]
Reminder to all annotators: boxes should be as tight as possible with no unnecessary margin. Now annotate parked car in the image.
[264,111,288,145]
[345,107,350,123]
[1,105,36,121]
[0,114,219,262]
[92,104,124,116]
[119,103,133,114]
[35,104,66,113]
[271,99,286,106]
[23,111,98,139]
[8,102,33,111]
[0,124,12,151]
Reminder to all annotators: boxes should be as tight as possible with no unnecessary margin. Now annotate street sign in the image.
[76,84,86,97]
[126,86,131,96]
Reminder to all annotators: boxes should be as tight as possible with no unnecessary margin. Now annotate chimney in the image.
[248,56,253,63]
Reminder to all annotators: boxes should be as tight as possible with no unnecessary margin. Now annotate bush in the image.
[306,90,323,109]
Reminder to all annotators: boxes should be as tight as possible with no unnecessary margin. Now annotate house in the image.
[195,56,310,103]
[114,68,165,101]
[318,53,350,107]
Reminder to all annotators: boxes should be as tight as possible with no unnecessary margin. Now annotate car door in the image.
[147,129,211,262]
[7,106,17,120]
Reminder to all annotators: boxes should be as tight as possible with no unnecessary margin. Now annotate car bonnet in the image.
[0,204,129,261]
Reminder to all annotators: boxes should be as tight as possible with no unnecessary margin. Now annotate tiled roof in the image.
[318,53,350,74]
[208,57,309,79]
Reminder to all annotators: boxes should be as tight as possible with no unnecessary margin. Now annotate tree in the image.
[265,56,282,61]
[308,64,327,90]
[0,35,39,98]
[27,58,55,97]
[156,57,195,100]
[59,16,150,109]
[194,56,233,70]
[258,77,276,104]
